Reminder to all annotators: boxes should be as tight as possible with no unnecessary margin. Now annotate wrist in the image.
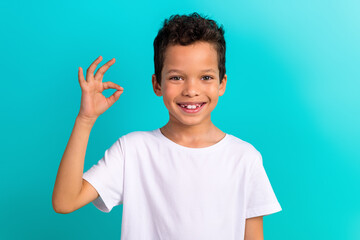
[76,115,97,127]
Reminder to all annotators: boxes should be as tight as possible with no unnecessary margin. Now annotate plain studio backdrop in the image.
[0,0,359,239]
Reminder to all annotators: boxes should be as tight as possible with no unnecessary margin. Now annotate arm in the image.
[52,56,124,214]
[244,216,263,240]
[52,116,98,214]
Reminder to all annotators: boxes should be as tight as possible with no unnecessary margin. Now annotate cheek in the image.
[207,86,220,104]
[162,86,179,100]
[207,85,220,96]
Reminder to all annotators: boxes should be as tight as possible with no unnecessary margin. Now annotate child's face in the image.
[152,41,227,128]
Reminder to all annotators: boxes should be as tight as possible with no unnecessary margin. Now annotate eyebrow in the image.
[166,69,217,74]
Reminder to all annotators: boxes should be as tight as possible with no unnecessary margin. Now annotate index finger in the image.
[94,58,116,81]
[86,56,103,80]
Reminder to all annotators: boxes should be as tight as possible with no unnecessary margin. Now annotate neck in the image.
[160,118,225,147]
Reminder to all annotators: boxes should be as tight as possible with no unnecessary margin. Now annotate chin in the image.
[175,116,208,127]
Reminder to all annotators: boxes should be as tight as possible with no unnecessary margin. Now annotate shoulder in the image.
[120,130,149,139]
[117,129,160,146]
[225,134,260,153]
[121,129,157,140]
[224,134,263,163]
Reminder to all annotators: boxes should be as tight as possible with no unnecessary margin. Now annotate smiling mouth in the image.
[177,102,206,109]
[177,102,206,113]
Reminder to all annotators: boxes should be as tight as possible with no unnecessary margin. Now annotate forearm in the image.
[52,116,96,213]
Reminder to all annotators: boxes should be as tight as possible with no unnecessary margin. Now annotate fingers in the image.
[94,58,116,81]
[78,67,86,87]
[86,56,103,81]
[102,81,124,91]
[103,81,124,106]
[106,89,124,106]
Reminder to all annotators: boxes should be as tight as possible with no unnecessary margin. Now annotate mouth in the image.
[177,102,207,113]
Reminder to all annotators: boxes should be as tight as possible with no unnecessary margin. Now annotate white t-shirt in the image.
[83,129,282,240]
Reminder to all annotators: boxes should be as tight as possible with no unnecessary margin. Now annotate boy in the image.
[52,12,282,240]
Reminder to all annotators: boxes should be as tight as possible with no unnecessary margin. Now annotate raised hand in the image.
[77,56,124,122]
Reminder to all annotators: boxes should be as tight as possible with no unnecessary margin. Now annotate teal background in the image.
[1,0,359,239]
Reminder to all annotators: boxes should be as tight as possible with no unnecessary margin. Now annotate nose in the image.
[182,78,199,97]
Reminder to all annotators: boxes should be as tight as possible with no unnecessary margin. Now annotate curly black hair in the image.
[153,12,226,85]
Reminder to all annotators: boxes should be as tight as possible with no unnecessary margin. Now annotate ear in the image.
[152,74,162,96]
[219,74,227,96]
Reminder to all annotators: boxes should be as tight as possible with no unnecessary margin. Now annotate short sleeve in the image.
[82,137,125,213]
[245,153,282,219]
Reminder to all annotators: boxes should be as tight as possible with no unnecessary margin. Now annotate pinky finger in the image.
[78,67,86,86]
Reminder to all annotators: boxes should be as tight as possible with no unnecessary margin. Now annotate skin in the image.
[152,41,228,147]
[244,216,264,240]
[53,43,263,239]
[52,56,123,213]
[152,41,264,238]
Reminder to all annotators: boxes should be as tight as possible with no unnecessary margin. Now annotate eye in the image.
[202,75,213,81]
[169,76,183,80]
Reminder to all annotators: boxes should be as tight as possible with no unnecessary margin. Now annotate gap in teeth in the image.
[180,103,203,109]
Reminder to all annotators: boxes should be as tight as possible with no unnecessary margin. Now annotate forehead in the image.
[162,41,218,73]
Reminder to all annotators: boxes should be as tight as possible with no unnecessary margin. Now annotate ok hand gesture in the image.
[77,56,124,122]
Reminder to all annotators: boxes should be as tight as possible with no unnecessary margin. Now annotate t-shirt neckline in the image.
[154,128,229,153]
